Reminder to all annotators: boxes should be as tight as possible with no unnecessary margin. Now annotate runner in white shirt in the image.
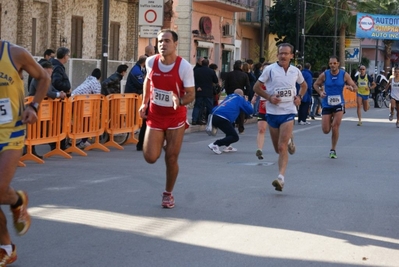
[253,43,307,192]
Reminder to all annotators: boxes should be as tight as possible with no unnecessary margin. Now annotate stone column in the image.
[174,1,192,61]
[17,0,33,50]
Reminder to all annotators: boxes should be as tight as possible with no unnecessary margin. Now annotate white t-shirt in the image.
[390,78,399,100]
[146,55,195,88]
[258,62,304,115]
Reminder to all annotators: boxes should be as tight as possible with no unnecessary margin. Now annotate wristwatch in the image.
[28,102,39,113]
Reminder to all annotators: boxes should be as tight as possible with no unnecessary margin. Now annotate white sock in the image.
[278,174,285,182]
[0,245,12,256]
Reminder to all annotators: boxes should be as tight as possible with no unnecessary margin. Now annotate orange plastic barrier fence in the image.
[65,94,109,156]
[344,88,357,108]
[21,97,71,164]
[104,93,141,150]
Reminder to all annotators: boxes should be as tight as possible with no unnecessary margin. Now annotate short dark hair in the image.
[44,49,55,57]
[233,60,242,70]
[40,61,53,69]
[158,29,178,42]
[117,64,129,73]
[202,59,209,67]
[138,55,147,65]
[56,47,70,59]
[304,63,311,69]
[329,55,339,62]
[209,63,218,70]
[246,59,254,65]
[91,68,101,79]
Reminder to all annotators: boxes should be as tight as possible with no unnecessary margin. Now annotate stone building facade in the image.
[0,0,138,61]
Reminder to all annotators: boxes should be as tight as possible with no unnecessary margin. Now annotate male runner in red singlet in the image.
[139,30,195,209]
[0,40,50,265]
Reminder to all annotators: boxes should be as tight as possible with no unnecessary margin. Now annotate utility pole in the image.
[296,0,301,63]
[259,0,266,62]
[333,0,338,56]
[101,0,110,82]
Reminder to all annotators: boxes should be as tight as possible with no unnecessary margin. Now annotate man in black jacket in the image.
[125,56,147,151]
[191,58,219,125]
[101,64,129,95]
[49,47,71,150]
[223,60,250,133]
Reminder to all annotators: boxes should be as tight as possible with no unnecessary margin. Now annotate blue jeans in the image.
[212,115,239,147]
[310,96,321,116]
[192,96,213,123]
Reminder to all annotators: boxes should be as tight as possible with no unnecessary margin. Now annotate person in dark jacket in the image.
[49,47,72,150]
[223,60,250,133]
[191,58,219,125]
[208,89,253,154]
[50,47,71,96]
[125,56,146,94]
[125,56,147,151]
[28,49,55,89]
[297,63,313,124]
[101,64,129,95]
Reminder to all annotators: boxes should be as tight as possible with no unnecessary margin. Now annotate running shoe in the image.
[389,113,393,121]
[396,122,399,128]
[272,178,284,192]
[329,150,337,159]
[10,191,31,236]
[162,193,175,209]
[357,121,362,126]
[0,244,17,267]
[288,137,296,155]
[208,143,222,154]
[223,146,237,152]
[256,149,263,160]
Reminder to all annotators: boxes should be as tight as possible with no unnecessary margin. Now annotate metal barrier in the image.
[21,97,71,164]
[104,94,141,150]
[65,95,110,156]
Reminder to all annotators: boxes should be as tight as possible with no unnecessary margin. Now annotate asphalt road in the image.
[8,105,399,267]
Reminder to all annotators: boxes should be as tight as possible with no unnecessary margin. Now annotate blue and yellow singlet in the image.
[0,41,26,152]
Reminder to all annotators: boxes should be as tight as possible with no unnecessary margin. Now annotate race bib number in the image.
[328,95,342,106]
[359,81,367,87]
[152,88,173,107]
[275,87,294,102]
[0,98,12,124]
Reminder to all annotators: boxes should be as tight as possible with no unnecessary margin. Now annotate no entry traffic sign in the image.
[139,0,163,26]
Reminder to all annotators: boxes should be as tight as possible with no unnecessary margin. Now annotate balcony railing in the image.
[193,0,254,13]
[238,4,269,28]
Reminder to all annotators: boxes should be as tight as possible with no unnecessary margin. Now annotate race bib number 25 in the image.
[0,98,12,125]
[152,88,173,107]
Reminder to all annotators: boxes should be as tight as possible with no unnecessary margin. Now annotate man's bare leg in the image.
[164,125,185,192]
[0,150,22,245]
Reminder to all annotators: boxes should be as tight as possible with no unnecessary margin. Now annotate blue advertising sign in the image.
[356,13,399,40]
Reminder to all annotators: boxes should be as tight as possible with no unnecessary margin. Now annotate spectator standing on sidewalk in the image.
[208,89,253,154]
[27,48,55,89]
[298,63,313,125]
[125,55,147,151]
[191,58,218,125]
[224,60,251,134]
[139,29,195,209]
[0,40,50,266]
[49,47,72,150]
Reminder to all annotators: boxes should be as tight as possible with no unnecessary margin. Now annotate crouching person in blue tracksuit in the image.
[208,89,253,154]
